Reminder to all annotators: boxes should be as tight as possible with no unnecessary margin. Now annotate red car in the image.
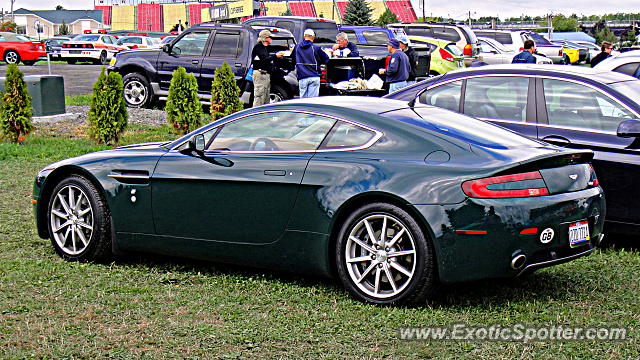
[0,32,46,65]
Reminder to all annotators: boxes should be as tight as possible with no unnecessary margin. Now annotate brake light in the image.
[519,47,524,51]
[462,171,549,198]
[558,49,563,56]
[316,18,325,21]
[463,43,472,56]
[83,44,94,48]
[589,164,599,187]
[439,48,455,62]
[270,28,279,32]
[320,64,327,82]
[62,43,69,48]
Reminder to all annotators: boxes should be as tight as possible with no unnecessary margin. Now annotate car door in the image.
[536,77,640,225]
[157,30,212,91]
[151,110,337,243]
[199,29,246,94]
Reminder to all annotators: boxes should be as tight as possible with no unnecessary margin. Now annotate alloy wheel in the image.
[124,80,147,106]
[49,185,94,255]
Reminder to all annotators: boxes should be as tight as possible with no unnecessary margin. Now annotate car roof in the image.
[443,64,636,84]
[192,23,294,37]
[267,96,411,115]
[247,15,336,22]
[407,35,451,46]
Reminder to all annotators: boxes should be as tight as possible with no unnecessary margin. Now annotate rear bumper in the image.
[19,50,46,61]
[60,49,102,60]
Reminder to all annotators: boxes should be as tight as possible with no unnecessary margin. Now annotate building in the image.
[12,9,105,38]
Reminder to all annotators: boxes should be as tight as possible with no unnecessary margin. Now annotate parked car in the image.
[408,35,463,75]
[478,36,552,65]
[32,96,604,306]
[59,34,127,65]
[108,23,296,108]
[0,32,46,65]
[156,35,177,49]
[385,65,640,236]
[388,23,480,60]
[45,36,72,60]
[573,40,601,60]
[339,25,405,46]
[244,16,338,46]
[594,55,640,79]
[550,40,588,64]
[116,36,158,49]
[474,30,564,64]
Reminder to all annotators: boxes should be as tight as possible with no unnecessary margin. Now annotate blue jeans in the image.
[299,76,320,98]
[389,81,408,94]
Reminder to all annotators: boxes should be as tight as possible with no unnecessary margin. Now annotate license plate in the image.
[69,50,81,54]
[568,220,589,247]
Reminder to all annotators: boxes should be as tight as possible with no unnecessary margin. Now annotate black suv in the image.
[108,23,296,108]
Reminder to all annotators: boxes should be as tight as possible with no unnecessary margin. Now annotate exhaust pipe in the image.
[511,254,527,270]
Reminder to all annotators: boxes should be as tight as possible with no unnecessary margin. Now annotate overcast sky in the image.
[4,0,639,19]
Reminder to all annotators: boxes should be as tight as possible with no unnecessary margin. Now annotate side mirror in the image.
[184,134,206,153]
[162,44,172,54]
[617,119,640,138]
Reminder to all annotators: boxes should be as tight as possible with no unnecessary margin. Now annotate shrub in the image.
[211,62,243,120]
[376,9,399,27]
[87,67,128,145]
[0,63,33,143]
[165,67,203,134]
[342,0,373,26]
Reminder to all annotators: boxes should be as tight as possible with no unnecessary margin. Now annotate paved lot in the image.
[0,62,103,96]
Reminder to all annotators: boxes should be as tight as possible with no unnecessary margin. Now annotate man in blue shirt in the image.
[331,32,360,58]
[512,40,537,64]
[379,39,410,94]
[293,29,330,98]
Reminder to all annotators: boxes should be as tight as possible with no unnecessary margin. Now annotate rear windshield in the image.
[527,32,553,46]
[392,107,541,149]
[307,21,339,43]
[73,35,101,42]
[363,30,390,46]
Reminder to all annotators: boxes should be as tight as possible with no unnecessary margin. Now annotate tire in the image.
[67,59,77,65]
[22,60,35,66]
[95,51,107,65]
[122,72,153,108]
[335,202,437,306]
[4,49,20,64]
[47,175,112,262]
[563,54,570,65]
[269,84,288,104]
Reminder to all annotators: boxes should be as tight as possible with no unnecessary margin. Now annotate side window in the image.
[406,27,433,38]
[208,112,336,151]
[613,63,640,78]
[464,77,529,121]
[320,121,376,149]
[494,33,513,45]
[362,31,390,46]
[431,27,461,43]
[341,29,358,43]
[209,31,241,58]
[419,81,462,113]
[102,36,112,44]
[275,20,296,33]
[172,31,210,56]
[543,79,637,131]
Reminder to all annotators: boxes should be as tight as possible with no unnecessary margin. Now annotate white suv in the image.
[473,29,563,63]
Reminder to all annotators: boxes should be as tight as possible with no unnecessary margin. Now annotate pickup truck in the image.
[244,16,393,95]
[107,23,297,108]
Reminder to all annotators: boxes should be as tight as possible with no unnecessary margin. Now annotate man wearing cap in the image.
[397,35,418,84]
[379,39,411,93]
[251,29,284,107]
[293,29,330,98]
[332,32,360,58]
[512,40,537,64]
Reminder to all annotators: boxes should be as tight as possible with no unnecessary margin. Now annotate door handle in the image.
[192,60,199,64]
[264,170,286,176]
[542,135,571,146]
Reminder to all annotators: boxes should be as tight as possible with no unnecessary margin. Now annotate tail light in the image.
[558,49,563,56]
[62,43,70,48]
[131,45,138,49]
[463,43,472,56]
[519,47,524,51]
[320,64,327,83]
[83,44,94,48]
[462,171,549,198]
[589,164,599,187]
[439,48,455,63]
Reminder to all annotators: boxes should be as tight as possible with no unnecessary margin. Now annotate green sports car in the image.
[33,97,605,305]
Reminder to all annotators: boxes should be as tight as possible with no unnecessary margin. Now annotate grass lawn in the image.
[0,126,638,359]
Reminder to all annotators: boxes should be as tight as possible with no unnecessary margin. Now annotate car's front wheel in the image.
[4,49,20,64]
[336,203,437,306]
[122,72,153,108]
[269,85,288,104]
[47,175,112,262]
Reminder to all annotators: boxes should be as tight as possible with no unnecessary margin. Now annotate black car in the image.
[45,36,72,60]
[385,65,640,236]
[108,23,297,108]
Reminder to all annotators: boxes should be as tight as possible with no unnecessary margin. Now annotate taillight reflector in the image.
[455,230,488,235]
[463,43,472,56]
[439,48,455,62]
[520,228,538,235]
[462,171,549,198]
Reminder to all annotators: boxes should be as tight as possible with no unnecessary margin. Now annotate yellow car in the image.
[408,36,464,75]
[552,40,588,64]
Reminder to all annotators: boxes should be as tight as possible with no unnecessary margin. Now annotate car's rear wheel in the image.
[563,54,570,65]
[4,49,20,64]
[47,175,112,262]
[336,203,436,305]
[122,72,153,108]
[269,85,288,104]
[95,51,107,65]
[67,59,77,65]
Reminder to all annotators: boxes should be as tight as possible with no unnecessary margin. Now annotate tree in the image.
[87,67,128,145]
[281,8,292,16]
[55,5,64,10]
[0,63,33,143]
[165,67,203,134]
[210,62,243,120]
[594,24,618,45]
[552,14,580,32]
[0,21,16,32]
[376,8,399,27]
[342,0,373,26]
[57,20,70,36]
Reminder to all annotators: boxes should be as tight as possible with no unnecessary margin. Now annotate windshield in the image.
[609,81,640,105]
[73,35,101,42]
[160,36,176,44]
[307,21,339,43]
[118,37,142,44]
[526,32,553,46]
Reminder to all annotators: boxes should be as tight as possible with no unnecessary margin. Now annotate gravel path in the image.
[33,106,169,137]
